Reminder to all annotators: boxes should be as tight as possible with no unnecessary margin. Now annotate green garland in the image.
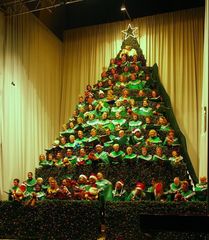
[0,200,101,240]
[36,160,189,193]
[0,201,207,239]
[105,201,207,240]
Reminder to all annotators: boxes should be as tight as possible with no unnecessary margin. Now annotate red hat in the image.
[16,183,26,196]
[96,144,103,148]
[79,174,88,180]
[155,182,163,194]
[136,182,145,191]
[116,180,124,186]
[132,128,141,134]
[89,174,97,181]
[20,183,27,192]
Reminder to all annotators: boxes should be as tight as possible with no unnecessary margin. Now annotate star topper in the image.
[122,24,138,40]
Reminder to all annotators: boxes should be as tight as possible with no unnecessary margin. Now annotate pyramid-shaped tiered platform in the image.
[36,25,198,197]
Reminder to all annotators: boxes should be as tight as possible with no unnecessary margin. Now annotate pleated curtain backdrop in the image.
[0,12,5,199]
[61,7,204,176]
[199,2,208,177]
[0,13,62,199]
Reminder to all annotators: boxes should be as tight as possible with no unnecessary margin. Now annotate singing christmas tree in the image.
[36,24,197,195]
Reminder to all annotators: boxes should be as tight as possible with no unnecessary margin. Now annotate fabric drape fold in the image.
[0,12,5,199]
[1,13,62,199]
[199,2,208,177]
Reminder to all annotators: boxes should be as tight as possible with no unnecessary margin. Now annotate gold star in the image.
[122,24,138,40]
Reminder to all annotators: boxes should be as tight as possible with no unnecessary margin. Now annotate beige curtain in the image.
[1,13,62,199]
[62,8,204,175]
[199,2,208,177]
[0,12,5,199]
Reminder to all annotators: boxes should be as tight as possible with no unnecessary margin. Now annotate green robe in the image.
[78,112,85,118]
[108,63,118,70]
[121,72,131,78]
[118,96,131,103]
[8,186,19,200]
[74,123,89,131]
[87,136,99,143]
[170,183,181,192]
[137,70,145,79]
[169,156,183,163]
[102,87,113,92]
[97,98,109,107]
[76,137,88,147]
[98,120,115,132]
[109,150,125,158]
[86,119,99,127]
[39,160,49,167]
[147,186,154,193]
[46,160,54,166]
[110,106,126,118]
[120,61,130,68]
[100,77,109,82]
[147,136,162,145]
[131,135,144,146]
[114,135,129,146]
[142,123,152,130]
[109,150,125,165]
[152,154,167,161]
[30,191,46,201]
[84,110,98,119]
[126,79,143,90]
[60,128,75,137]
[92,99,98,107]
[76,155,92,165]
[124,153,137,159]
[112,189,127,201]
[130,60,141,67]
[131,107,139,115]
[25,178,36,193]
[41,184,48,192]
[96,179,113,201]
[54,159,63,167]
[138,154,152,161]
[115,81,127,88]
[78,183,89,191]
[85,158,93,165]
[64,141,79,149]
[180,189,195,201]
[160,124,171,132]
[112,118,126,127]
[149,96,161,102]
[195,183,207,201]
[126,190,146,201]
[103,135,116,147]
[128,120,142,131]
[68,156,77,165]
[163,137,179,146]
[139,106,153,116]
[76,102,86,111]
[94,151,109,165]
[59,144,65,149]
[195,183,207,191]
[124,153,137,165]
[9,185,18,193]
